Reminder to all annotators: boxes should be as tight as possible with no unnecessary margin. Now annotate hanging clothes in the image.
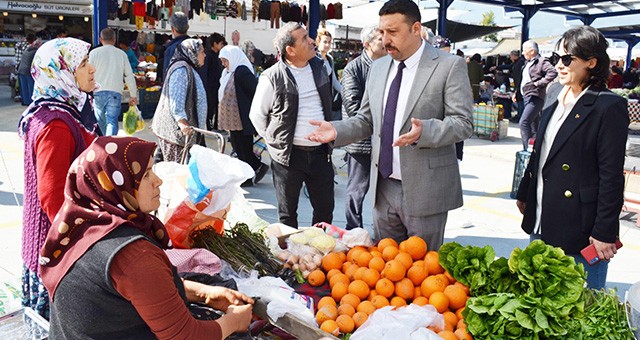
[326,3,334,19]
[190,0,203,17]
[160,7,170,28]
[258,0,271,21]
[118,0,129,21]
[270,1,280,29]
[300,4,308,24]
[241,1,247,20]
[280,1,290,22]
[205,0,216,17]
[289,2,300,22]
[215,0,228,18]
[228,0,238,18]
[319,4,327,20]
[108,0,119,20]
[333,2,342,19]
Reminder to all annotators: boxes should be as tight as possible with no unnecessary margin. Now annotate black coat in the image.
[234,65,258,135]
[516,87,629,254]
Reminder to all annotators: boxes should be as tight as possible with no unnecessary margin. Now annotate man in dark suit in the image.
[519,40,557,150]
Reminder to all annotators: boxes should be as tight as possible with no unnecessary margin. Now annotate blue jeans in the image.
[529,233,608,289]
[18,74,34,106]
[94,91,122,136]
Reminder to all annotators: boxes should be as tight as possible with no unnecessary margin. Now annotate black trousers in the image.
[229,131,261,170]
[271,145,334,228]
[345,152,371,230]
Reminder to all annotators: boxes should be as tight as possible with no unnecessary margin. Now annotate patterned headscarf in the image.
[218,45,255,102]
[39,136,171,300]
[18,38,93,137]
[169,38,203,69]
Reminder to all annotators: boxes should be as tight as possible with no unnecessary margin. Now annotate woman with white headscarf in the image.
[219,45,268,186]
[152,38,207,162]
[18,37,99,319]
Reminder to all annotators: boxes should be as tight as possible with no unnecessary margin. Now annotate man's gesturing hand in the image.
[393,118,422,147]
[307,120,337,143]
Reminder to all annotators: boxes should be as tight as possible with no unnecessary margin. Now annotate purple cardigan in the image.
[21,102,89,272]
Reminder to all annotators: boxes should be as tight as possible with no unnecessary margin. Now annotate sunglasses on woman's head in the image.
[550,52,575,67]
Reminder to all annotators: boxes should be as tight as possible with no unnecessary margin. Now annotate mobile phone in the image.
[580,239,623,265]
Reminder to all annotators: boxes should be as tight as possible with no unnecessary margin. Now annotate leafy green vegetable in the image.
[563,289,635,340]
[438,242,495,293]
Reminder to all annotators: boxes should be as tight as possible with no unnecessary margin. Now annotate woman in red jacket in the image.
[18,37,99,319]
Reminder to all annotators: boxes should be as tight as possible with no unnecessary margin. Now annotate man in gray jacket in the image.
[249,22,335,228]
[341,25,387,230]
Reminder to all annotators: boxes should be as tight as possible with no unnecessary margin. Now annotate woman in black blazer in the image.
[516,26,629,289]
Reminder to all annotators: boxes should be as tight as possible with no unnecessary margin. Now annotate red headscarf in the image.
[40,136,171,299]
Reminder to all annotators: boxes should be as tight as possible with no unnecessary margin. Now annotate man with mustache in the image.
[307,0,473,250]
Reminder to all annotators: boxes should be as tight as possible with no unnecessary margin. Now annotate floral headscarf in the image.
[169,38,203,69]
[218,45,255,102]
[18,38,94,137]
[39,136,171,300]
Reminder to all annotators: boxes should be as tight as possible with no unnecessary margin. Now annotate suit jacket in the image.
[333,44,474,217]
[521,56,557,99]
[516,87,629,254]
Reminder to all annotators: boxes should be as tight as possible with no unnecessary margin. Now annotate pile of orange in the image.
[311,236,473,339]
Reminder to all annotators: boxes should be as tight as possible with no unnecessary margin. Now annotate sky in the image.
[428,0,640,39]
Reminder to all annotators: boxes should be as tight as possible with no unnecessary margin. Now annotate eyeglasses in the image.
[550,52,576,67]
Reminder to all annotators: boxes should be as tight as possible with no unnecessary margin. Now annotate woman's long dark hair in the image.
[556,25,610,90]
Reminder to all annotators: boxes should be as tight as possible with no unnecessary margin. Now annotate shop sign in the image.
[0,1,93,15]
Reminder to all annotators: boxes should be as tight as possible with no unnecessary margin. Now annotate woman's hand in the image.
[589,236,618,261]
[217,303,253,337]
[177,120,193,136]
[201,286,254,311]
[516,200,526,214]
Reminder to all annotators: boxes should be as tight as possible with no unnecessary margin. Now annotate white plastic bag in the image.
[350,304,444,340]
[234,271,317,327]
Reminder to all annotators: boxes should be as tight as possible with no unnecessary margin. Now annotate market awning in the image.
[422,19,512,44]
[484,36,558,56]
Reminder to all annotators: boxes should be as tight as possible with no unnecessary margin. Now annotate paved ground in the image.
[0,83,638,299]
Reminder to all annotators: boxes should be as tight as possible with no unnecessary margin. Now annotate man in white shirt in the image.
[307,0,473,250]
[249,22,335,228]
[89,28,138,136]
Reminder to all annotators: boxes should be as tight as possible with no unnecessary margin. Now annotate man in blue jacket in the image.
[162,12,190,80]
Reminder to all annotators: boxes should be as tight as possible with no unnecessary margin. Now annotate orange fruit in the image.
[437,330,458,340]
[320,319,340,336]
[454,328,473,340]
[394,278,415,300]
[337,303,356,317]
[342,261,353,273]
[444,285,468,310]
[353,267,367,281]
[356,300,376,315]
[371,295,390,309]
[352,312,368,328]
[375,278,395,298]
[336,314,355,333]
[382,246,400,262]
[429,291,450,313]
[407,264,428,286]
[394,251,413,269]
[454,281,470,296]
[444,270,456,284]
[389,296,407,308]
[424,251,445,275]
[344,264,359,281]
[382,260,406,282]
[368,256,385,272]
[368,245,379,253]
[367,289,378,301]
[455,307,466,321]
[322,252,344,272]
[348,280,370,300]
[362,268,381,288]
[399,239,407,253]
[331,282,348,301]
[413,260,425,267]
[421,275,448,298]
[412,296,429,306]
[442,311,458,329]
[404,236,428,260]
[326,268,341,281]
[330,273,350,288]
[336,251,347,263]
[316,304,338,325]
[370,250,383,258]
[340,293,361,309]
[347,247,366,264]
[438,273,452,285]
[317,296,337,310]
[414,286,422,298]
[377,238,398,252]
[456,318,466,330]
[356,251,374,267]
[308,269,326,287]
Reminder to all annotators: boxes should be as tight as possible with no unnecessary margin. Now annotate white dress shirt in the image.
[520,55,538,94]
[534,85,590,233]
[382,41,426,180]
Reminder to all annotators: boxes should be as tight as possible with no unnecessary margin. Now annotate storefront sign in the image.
[0,0,93,15]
